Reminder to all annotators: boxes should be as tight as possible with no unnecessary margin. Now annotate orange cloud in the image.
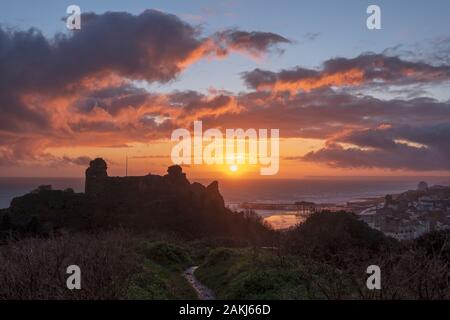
[243,53,450,94]
[258,68,364,94]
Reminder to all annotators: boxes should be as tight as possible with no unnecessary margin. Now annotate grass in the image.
[127,259,197,299]
[127,240,197,299]
[194,247,314,299]
[2,229,446,299]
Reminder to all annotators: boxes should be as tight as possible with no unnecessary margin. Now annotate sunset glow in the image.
[0,1,449,180]
[1,1,450,303]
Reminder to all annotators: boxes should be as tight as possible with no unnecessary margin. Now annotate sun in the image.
[229,164,238,172]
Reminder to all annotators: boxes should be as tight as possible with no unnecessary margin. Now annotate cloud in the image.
[0,86,245,166]
[303,32,321,42]
[0,9,289,167]
[208,90,450,138]
[0,9,288,127]
[242,53,450,93]
[213,29,290,58]
[189,89,450,171]
[302,124,450,170]
[1,10,450,173]
[71,87,241,130]
[167,90,241,120]
[0,135,90,167]
[3,72,450,172]
[59,156,92,166]
[383,36,450,66]
[101,144,133,148]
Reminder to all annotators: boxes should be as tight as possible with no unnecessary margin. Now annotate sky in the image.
[0,0,450,178]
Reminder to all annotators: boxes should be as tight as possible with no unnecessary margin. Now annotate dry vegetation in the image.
[0,231,137,299]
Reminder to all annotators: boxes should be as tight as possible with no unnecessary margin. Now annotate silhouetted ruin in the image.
[84,158,225,215]
[1,158,271,242]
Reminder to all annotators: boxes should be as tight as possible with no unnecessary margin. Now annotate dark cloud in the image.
[213,29,290,57]
[303,32,321,42]
[68,119,121,133]
[242,53,450,93]
[302,143,444,170]
[0,9,289,167]
[207,90,450,138]
[383,37,450,66]
[0,10,207,135]
[340,124,450,150]
[168,90,237,114]
[0,10,200,96]
[0,9,288,122]
[73,85,153,115]
[302,124,450,171]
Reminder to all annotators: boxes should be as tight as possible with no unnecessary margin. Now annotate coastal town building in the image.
[359,182,450,241]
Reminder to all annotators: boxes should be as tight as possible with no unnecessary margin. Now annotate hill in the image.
[0,158,273,244]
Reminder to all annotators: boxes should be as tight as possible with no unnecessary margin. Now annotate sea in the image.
[1,176,449,229]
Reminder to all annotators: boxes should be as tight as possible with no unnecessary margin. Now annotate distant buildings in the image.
[359,182,450,241]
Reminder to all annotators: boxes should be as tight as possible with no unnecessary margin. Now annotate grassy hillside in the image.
[0,231,199,299]
[194,213,449,300]
[195,247,360,299]
[0,211,448,300]
[127,241,197,299]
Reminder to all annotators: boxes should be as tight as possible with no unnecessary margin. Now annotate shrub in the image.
[0,231,137,299]
[136,241,192,271]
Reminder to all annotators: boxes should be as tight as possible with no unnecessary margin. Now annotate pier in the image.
[239,201,320,217]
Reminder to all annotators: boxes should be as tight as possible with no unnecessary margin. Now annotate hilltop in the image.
[0,158,273,243]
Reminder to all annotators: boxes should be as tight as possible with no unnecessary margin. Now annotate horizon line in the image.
[1,175,450,180]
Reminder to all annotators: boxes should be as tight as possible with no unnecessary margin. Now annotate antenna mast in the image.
[126,154,128,176]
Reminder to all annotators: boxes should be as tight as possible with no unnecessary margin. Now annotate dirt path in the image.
[183,266,216,300]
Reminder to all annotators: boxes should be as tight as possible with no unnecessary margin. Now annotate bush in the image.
[196,248,311,299]
[283,211,395,264]
[136,241,193,271]
[0,231,137,299]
